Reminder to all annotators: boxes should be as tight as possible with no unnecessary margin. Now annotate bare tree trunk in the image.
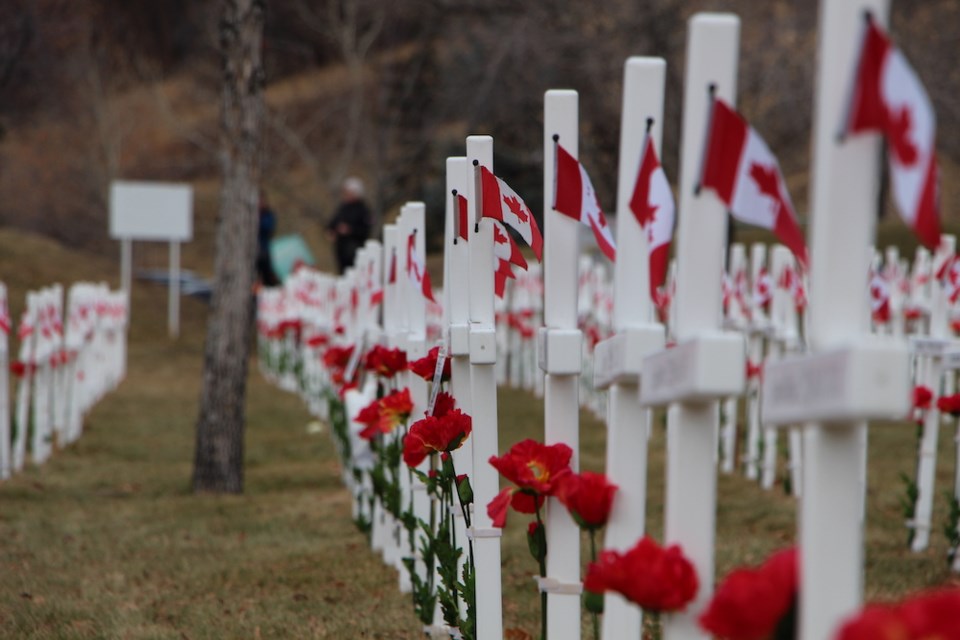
[192,0,264,494]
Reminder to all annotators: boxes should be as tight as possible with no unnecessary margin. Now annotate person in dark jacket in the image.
[326,177,372,274]
[257,194,280,286]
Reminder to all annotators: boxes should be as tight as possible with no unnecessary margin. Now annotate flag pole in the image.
[551,133,560,211]
[452,189,460,245]
[472,160,482,233]
[693,83,717,196]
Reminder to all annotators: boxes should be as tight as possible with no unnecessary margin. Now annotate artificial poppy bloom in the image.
[836,588,960,640]
[376,388,414,434]
[936,392,960,416]
[9,360,32,377]
[323,344,354,370]
[699,547,797,640]
[276,318,302,337]
[402,409,473,467]
[913,385,934,411]
[556,471,618,531]
[364,345,408,379]
[584,536,698,614]
[355,399,382,441]
[432,391,455,418]
[487,486,544,528]
[305,334,329,349]
[488,439,573,496]
[409,346,452,382]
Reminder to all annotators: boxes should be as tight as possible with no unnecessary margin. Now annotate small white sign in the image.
[109,181,193,241]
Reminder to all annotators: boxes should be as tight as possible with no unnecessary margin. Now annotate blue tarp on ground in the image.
[270,234,315,282]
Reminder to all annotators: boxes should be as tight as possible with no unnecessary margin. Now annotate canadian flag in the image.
[494,260,516,299]
[406,231,436,303]
[553,142,616,261]
[777,263,807,312]
[700,98,809,267]
[753,267,773,311]
[869,270,891,324]
[479,165,544,261]
[844,16,939,249]
[629,133,675,304]
[388,247,397,285]
[453,192,469,242]
[492,220,528,271]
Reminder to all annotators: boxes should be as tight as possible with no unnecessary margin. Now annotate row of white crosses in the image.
[257,4,949,639]
[0,282,128,481]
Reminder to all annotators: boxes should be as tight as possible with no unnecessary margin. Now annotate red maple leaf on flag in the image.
[748,163,787,217]
[493,224,509,245]
[886,106,919,166]
[503,195,529,223]
[597,208,609,228]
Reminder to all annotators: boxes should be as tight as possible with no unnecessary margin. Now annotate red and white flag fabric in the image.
[388,248,397,285]
[494,260,516,299]
[553,143,616,261]
[479,165,543,261]
[843,16,940,249]
[870,270,891,324]
[629,133,675,305]
[492,220,528,271]
[454,192,469,242]
[753,267,773,311]
[777,262,807,312]
[700,98,809,267]
[406,232,436,303]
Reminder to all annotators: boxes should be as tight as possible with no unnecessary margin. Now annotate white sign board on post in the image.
[109,180,194,338]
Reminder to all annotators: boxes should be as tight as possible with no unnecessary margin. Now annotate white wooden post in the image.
[466,135,504,640]
[745,244,766,482]
[445,156,475,620]
[760,2,915,638]
[910,234,955,551]
[0,284,9,479]
[169,241,180,338]
[540,89,584,640]
[769,245,804,496]
[639,14,743,640]
[404,202,434,591]
[592,56,667,640]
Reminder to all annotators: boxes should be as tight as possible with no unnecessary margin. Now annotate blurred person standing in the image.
[326,176,372,274]
[256,193,280,286]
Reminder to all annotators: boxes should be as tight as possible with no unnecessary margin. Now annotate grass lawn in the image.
[1,228,958,638]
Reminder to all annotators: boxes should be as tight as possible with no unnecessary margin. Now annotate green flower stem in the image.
[536,506,547,640]
[589,529,599,640]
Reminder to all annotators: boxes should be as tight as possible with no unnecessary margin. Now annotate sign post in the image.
[109,180,193,337]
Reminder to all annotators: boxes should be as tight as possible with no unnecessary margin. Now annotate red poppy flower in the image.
[913,385,934,411]
[277,318,302,335]
[936,393,960,416]
[837,588,960,640]
[584,536,698,614]
[555,471,617,531]
[364,345,408,379]
[487,487,545,527]
[323,345,354,370]
[409,346,451,382]
[489,439,573,496]
[904,306,924,322]
[402,409,473,467]
[699,547,797,640]
[376,388,413,434]
[10,360,31,377]
[355,399,382,441]
[432,391,456,418]
[305,334,329,349]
